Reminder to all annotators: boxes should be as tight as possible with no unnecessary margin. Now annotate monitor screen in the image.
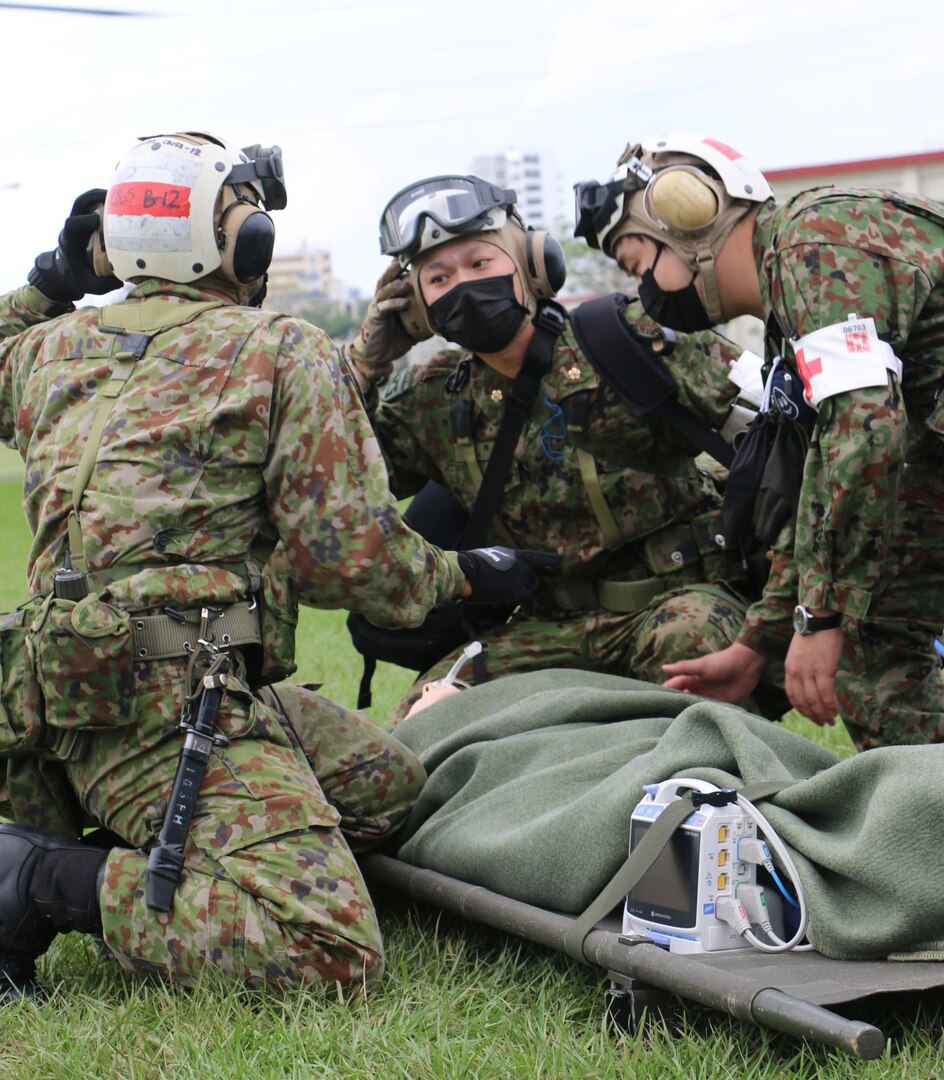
[625,819,699,929]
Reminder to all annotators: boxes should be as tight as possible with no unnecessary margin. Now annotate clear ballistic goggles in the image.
[379,175,517,259]
[573,152,652,250]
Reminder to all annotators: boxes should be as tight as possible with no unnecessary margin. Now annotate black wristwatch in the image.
[792,604,842,636]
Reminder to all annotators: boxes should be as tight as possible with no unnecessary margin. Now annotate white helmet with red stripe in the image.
[574,133,772,323]
[103,131,285,286]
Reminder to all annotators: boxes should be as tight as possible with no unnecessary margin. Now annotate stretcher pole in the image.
[361,854,885,1060]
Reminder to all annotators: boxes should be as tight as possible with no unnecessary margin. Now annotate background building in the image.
[470,147,565,230]
[265,245,336,308]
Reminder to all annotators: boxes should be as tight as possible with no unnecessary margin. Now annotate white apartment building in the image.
[470,147,565,230]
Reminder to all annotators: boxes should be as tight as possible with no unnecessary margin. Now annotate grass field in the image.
[0,465,941,1078]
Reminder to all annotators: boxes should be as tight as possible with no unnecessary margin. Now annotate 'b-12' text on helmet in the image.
[103,132,287,286]
[379,174,567,334]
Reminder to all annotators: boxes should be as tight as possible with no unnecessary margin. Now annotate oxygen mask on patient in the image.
[405,641,483,717]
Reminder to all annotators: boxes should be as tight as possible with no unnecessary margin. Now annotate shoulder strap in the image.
[67,298,229,571]
[571,293,735,469]
[461,301,568,547]
[561,779,794,964]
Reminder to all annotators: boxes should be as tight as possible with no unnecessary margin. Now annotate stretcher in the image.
[362,853,944,1061]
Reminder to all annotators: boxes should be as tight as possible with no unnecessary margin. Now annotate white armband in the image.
[792,314,902,409]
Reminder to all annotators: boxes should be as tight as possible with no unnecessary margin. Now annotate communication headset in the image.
[524,227,567,298]
[644,166,724,236]
[216,185,276,285]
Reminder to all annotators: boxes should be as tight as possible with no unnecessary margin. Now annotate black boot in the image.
[0,824,108,1000]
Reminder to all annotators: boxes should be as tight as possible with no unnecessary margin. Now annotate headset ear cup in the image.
[218,201,275,284]
[525,230,567,298]
[648,169,719,233]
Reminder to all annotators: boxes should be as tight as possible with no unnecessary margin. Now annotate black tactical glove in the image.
[28,189,122,303]
[457,546,561,606]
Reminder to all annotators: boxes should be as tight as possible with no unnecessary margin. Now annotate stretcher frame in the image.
[362,853,944,1060]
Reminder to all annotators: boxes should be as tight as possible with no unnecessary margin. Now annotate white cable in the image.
[735,794,811,952]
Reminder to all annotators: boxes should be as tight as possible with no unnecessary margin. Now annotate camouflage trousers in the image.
[393,581,787,721]
[3,660,424,992]
[833,464,944,750]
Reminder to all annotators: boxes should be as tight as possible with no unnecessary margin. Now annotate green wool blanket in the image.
[393,669,944,962]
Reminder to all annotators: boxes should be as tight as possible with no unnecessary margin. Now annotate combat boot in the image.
[0,823,109,1000]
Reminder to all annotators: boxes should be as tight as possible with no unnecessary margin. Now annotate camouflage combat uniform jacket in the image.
[0,278,466,992]
[369,305,786,718]
[748,189,944,747]
[0,283,73,346]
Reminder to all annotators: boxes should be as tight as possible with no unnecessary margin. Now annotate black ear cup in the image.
[541,234,567,294]
[231,211,275,283]
[218,197,275,284]
[525,229,567,298]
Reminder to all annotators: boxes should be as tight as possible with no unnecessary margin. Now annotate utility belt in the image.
[130,601,262,661]
[544,513,731,615]
[0,567,289,764]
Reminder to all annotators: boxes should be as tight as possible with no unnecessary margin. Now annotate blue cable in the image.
[768,866,800,908]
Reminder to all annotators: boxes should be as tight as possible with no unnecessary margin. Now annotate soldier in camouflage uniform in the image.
[580,133,944,749]
[346,175,787,720]
[0,134,551,1000]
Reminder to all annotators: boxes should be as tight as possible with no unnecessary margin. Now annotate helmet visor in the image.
[380,175,516,258]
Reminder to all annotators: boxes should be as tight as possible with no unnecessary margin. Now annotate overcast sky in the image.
[3,0,943,296]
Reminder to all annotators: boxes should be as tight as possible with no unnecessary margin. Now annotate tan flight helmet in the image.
[590,134,772,324]
[378,174,567,337]
[99,132,286,298]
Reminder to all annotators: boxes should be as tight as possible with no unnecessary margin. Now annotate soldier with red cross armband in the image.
[575,133,944,749]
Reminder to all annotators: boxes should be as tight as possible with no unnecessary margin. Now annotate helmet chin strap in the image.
[693,242,724,324]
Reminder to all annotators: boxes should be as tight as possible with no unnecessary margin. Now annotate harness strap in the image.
[461,301,567,548]
[67,347,142,572]
[576,448,623,547]
[570,293,735,468]
[66,298,227,572]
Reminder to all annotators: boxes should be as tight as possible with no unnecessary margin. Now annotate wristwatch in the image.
[792,604,842,636]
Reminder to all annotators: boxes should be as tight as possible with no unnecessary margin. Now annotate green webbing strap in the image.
[67,354,137,572]
[562,779,795,964]
[454,441,518,548]
[67,298,227,572]
[596,575,666,614]
[576,448,623,547]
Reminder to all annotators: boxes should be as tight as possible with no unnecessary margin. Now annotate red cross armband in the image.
[790,314,902,409]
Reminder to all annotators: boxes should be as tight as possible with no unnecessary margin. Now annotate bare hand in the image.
[662,642,768,704]
[784,627,842,726]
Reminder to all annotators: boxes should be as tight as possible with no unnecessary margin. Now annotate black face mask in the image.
[427,274,530,354]
[637,244,714,332]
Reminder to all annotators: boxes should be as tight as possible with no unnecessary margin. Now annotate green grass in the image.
[0,471,940,1076]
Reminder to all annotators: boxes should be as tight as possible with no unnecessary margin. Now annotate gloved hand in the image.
[457,546,561,606]
[346,259,431,385]
[28,189,122,303]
